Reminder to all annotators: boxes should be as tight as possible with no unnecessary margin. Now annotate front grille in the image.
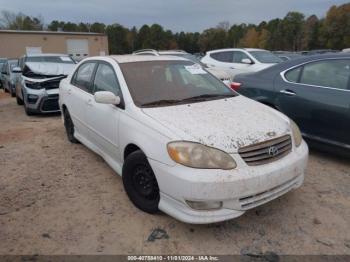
[238,135,292,166]
[41,98,59,112]
[239,176,299,210]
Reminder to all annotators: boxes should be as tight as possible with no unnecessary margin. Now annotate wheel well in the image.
[124,144,141,160]
[62,104,67,113]
[261,101,278,110]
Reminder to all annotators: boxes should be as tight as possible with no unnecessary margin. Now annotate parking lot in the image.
[0,91,349,255]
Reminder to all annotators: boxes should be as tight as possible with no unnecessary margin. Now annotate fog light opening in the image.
[27,94,39,104]
[186,200,223,210]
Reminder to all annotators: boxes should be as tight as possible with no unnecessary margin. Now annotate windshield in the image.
[120,61,237,107]
[9,60,18,69]
[249,51,282,63]
[26,56,75,64]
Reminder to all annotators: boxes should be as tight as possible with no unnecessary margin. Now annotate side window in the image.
[72,62,96,93]
[232,51,250,63]
[300,60,350,90]
[210,51,233,63]
[93,63,122,96]
[285,67,302,83]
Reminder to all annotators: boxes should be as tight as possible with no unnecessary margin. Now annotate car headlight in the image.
[167,141,236,170]
[25,80,42,89]
[290,119,302,147]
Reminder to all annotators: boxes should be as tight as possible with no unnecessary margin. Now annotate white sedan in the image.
[59,55,308,224]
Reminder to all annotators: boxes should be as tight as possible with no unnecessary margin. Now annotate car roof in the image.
[110,55,188,63]
[24,53,69,57]
[207,48,267,53]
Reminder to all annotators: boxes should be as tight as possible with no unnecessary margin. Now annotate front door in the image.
[275,58,350,146]
[86,61,123,161]
[68,61,97,141]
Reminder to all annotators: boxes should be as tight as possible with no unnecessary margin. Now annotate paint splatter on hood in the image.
[142,96,291,153]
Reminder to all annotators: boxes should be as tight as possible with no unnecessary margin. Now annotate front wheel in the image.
[16,93,23,105]
[10,86,15,97]
[122,150,160,214]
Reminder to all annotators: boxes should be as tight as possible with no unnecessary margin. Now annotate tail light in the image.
[230,82,242,91]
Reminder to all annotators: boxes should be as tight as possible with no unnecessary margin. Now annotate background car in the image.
[1,59,20,97]
[0,58,7,88]
[201,48,282,78]
[273,51,303,61]
[15,53,76,115]
[234,53,350,154]
[133,49,232,83]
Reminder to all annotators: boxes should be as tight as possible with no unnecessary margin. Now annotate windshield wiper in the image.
[141,99,183,107]
[142,94,235,107]
[181,94,235,102]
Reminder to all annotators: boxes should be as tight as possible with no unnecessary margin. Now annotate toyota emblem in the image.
[268,146,279,157]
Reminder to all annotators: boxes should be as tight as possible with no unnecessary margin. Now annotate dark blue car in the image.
[234,53,350,154]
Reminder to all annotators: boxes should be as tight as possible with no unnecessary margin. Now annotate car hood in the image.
[142,96,291,153]
[25,62,75,76]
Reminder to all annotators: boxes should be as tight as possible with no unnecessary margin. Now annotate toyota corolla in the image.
[59,55,308,224]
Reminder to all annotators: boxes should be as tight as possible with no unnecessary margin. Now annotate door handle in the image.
[280,89,296,96]
[67,89,72,95]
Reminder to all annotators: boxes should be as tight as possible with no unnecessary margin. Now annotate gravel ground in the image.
[0,91,349,255]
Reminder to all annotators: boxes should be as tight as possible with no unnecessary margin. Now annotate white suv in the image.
[59,55,308,224]
[133,49,232,83]
[201,48,282,78]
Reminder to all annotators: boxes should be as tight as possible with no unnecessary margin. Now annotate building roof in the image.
[0,30,106,36]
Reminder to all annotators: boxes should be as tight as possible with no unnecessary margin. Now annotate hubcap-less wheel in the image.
[132,164,159,200]
[122,150,160,214]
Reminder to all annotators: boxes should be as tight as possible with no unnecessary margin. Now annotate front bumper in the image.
[150,141,308,224]
[24,88,60,114]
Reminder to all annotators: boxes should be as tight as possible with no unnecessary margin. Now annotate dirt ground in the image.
[0,91,349,255]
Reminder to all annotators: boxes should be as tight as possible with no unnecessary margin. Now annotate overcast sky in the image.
[0,0,348,32]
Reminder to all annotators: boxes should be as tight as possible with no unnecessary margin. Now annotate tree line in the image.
[0,3,349,54]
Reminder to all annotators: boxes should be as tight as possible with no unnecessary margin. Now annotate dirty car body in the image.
[16,54,76,114]
[59,55,308,224]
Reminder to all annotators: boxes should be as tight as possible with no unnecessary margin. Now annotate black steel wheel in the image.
[122,150,160,213]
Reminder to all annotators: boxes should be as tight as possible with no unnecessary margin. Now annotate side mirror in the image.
[241,58,253,65]
[12,67,22,73]
[94,91,120,105]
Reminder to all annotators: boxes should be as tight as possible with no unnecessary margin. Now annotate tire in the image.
[10,86,15,97]
[16,93,23,105]
[122,150,160,214]
[63,109,79,143]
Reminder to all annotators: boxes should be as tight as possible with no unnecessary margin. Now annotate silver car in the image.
[0,58,7,88]
[15,54,76,115]
[2,59,20,97]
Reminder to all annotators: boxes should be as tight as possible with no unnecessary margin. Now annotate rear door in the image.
[275,58,350,146]
[68,61,97,141]
[85,61,124,161]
